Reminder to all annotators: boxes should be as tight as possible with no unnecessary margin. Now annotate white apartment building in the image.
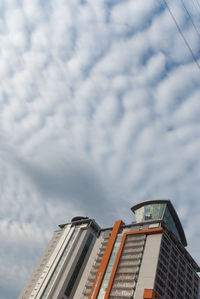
[19,199,200,299]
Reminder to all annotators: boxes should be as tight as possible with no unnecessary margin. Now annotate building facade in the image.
[19,200,200,299]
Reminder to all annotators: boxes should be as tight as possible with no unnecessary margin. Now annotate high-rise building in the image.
[19,199,200,299]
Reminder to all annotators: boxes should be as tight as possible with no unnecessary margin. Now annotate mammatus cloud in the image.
[0,0,200,298]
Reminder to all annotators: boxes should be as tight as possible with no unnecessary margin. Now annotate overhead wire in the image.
[162,0,200,72]
[180,0,200,38]
[191,0,200,11]
[194,0,200,12]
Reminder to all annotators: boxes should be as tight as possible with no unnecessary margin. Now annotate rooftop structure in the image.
[131,199,187,246]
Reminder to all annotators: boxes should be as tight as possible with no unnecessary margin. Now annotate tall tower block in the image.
[19,199,199,299]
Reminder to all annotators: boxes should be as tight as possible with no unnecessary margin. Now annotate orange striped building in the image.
[19,199,199,299]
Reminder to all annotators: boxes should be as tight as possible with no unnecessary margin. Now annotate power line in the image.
[194,0,200,12]
[162,0,200,72]
[190,0,200,40]
[180,0,200,38]
[191,0,200,17]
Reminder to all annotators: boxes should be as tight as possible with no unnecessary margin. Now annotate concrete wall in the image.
[134,233,162,298]
[18,229,63,299]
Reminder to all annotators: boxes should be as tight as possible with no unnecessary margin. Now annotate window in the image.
[167,288,174,298]
[168,273,176,284]
[161,248,169,259]
[97,234,122,299]
[156,277,165,289]
[135,203,166,223]
[164,207,181,243]
[169,266,176,276]
[155,284,164,296]
[157,269,166,280]
[158,261,167,273]
[64,233,94,297]
[162,235,171,247]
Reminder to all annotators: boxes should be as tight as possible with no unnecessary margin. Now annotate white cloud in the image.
[155,62,200,114]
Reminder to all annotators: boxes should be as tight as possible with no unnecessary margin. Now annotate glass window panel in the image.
[97,235,122,299]
[135,204,166,223]
[65,233,94,297]
[164,207,181,243]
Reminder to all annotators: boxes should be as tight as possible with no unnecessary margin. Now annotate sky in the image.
[0,0,200,298]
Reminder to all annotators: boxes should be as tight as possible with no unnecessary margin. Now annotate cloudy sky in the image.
[0,0,200,297]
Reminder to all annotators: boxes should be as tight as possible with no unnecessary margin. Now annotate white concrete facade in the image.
[18,219,100,299]
[134,234,162,298]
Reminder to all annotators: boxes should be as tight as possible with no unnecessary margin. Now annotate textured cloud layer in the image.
[0,0,200,297]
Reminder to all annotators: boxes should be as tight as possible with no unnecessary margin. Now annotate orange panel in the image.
[89,220,124,299]
[144,289,154,298]
[104,227,163,299]
[143,289,161,299]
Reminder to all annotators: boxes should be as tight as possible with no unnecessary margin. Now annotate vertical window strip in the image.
[40,228,78,299]
[64,233,94,297]
[97,235,122,299]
